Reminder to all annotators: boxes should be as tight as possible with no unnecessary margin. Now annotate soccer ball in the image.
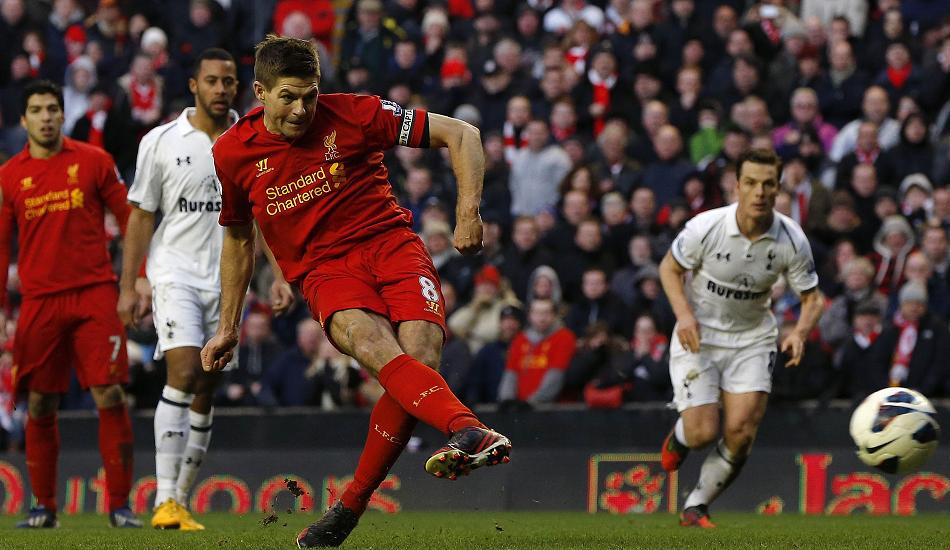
[849,387,940,474]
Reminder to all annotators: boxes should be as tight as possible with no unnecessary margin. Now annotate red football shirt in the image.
[0,138,130,307]
[212,94,429,284]
[505,328,577,401]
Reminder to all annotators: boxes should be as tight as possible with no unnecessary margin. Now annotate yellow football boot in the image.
[177,506,205,531]
[151,498,182,529]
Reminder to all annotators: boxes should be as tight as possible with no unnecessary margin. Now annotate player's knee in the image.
[723,421,757,453]
[90,384,125,409]
[686,422,719,449]
[27,393,58,418]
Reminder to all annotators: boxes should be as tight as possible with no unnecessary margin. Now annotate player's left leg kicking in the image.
[151,284,221,531]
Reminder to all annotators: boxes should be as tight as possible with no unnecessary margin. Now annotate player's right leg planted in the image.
[18,393,61,529]
[152,385,193,529]
[661,417,690,472]
[680,441,747,528]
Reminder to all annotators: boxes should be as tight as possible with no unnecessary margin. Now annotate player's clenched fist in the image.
[454,216,483,255]
[201,330,239,372]
[676,314,701,353]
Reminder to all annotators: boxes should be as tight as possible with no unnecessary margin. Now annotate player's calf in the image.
[425,426,512,480]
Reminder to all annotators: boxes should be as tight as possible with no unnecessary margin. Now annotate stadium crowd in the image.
[2,0,950,450]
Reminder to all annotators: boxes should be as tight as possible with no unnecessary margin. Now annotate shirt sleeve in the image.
[214,146,253,226]
[96,151,131,232]
[354,95,429,151]
[126,131,163,212]
[670,216,707,270]
[784,228,819,294]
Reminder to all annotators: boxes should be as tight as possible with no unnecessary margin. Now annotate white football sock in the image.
[176,408,213,506]
[155,386,193,507]
[674,417,688,447]
[684,439,746,509]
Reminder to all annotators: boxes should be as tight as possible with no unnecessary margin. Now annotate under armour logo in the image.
[766,250,775,271]
[716,252,731,262]
[164,430,185,438]
[176,156,191,166]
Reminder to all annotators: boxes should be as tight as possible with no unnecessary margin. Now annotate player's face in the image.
[737,161,779,221]
[191,59,238,119]
[21,93,64,148]
[256,76,319,140]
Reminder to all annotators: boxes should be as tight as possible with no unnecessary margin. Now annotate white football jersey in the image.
[128,108,239,291]
[670,203,818,347]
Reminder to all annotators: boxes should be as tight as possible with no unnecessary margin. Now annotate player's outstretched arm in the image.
[202,222,256,372]
[428,112,484,256]
[117,206,155,327]
[780,287,824,367]
[659,250,701,353]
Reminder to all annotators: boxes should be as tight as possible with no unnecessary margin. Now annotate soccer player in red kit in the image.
[0,81,142,528]
[201,36,511,547]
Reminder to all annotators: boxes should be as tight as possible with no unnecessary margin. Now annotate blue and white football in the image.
[849,387,940,474]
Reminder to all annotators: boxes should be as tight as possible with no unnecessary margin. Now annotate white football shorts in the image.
[152,282,221,354]
[669,334,776,412]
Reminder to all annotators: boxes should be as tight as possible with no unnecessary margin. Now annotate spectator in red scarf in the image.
[868,281,949,396]
[874,41,922,106]
[870,215,917,296]
[70,85,111,147]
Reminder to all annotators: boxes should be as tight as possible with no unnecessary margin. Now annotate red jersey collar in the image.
[233,106,321,143]
[17,136,77,160]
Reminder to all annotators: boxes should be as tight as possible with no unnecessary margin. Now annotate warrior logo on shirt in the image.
[255,157,274,178]
[324,130,339,161]
[66,163,79,185]
[20,177,33,190]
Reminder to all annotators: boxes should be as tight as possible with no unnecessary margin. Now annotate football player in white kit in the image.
[658,149,824,527]
[117,49,293,530]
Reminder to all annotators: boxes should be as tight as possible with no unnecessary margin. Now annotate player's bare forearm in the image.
[429,112,485,254]
[119,207,154,291]
[793,287,824,339]
[659,251,694,321]
[218,223,256,334]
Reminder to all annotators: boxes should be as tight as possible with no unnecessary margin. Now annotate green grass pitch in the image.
[2,511,949,549]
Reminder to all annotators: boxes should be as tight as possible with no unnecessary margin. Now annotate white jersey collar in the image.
[176,107,240,137]
[725,202,782,241]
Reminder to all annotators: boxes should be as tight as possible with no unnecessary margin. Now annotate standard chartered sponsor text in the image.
[265,165,340,216]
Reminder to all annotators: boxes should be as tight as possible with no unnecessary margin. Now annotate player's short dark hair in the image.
[737,148,782,178]
[254,34,321,90]
[22,80,64,115]
[192,47,235,78]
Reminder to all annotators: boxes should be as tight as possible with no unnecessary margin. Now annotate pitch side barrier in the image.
[0,402,948,515]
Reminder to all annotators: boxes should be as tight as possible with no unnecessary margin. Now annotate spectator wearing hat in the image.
[498,297,577,404]
[461,305,525,404]
[868,281,949,396]
[898,173,934,230]
[819,257,888,349]
[62,55,96,136]
[870,215,918,296]
[448,265,522,355]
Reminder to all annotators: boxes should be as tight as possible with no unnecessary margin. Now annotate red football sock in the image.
[98,403,134,512]
[376,354,481,435]
[26,414,59,512]
[341,392,416,516]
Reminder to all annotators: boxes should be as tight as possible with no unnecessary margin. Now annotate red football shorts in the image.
[301,228,447,347]
[12,283,129,394]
